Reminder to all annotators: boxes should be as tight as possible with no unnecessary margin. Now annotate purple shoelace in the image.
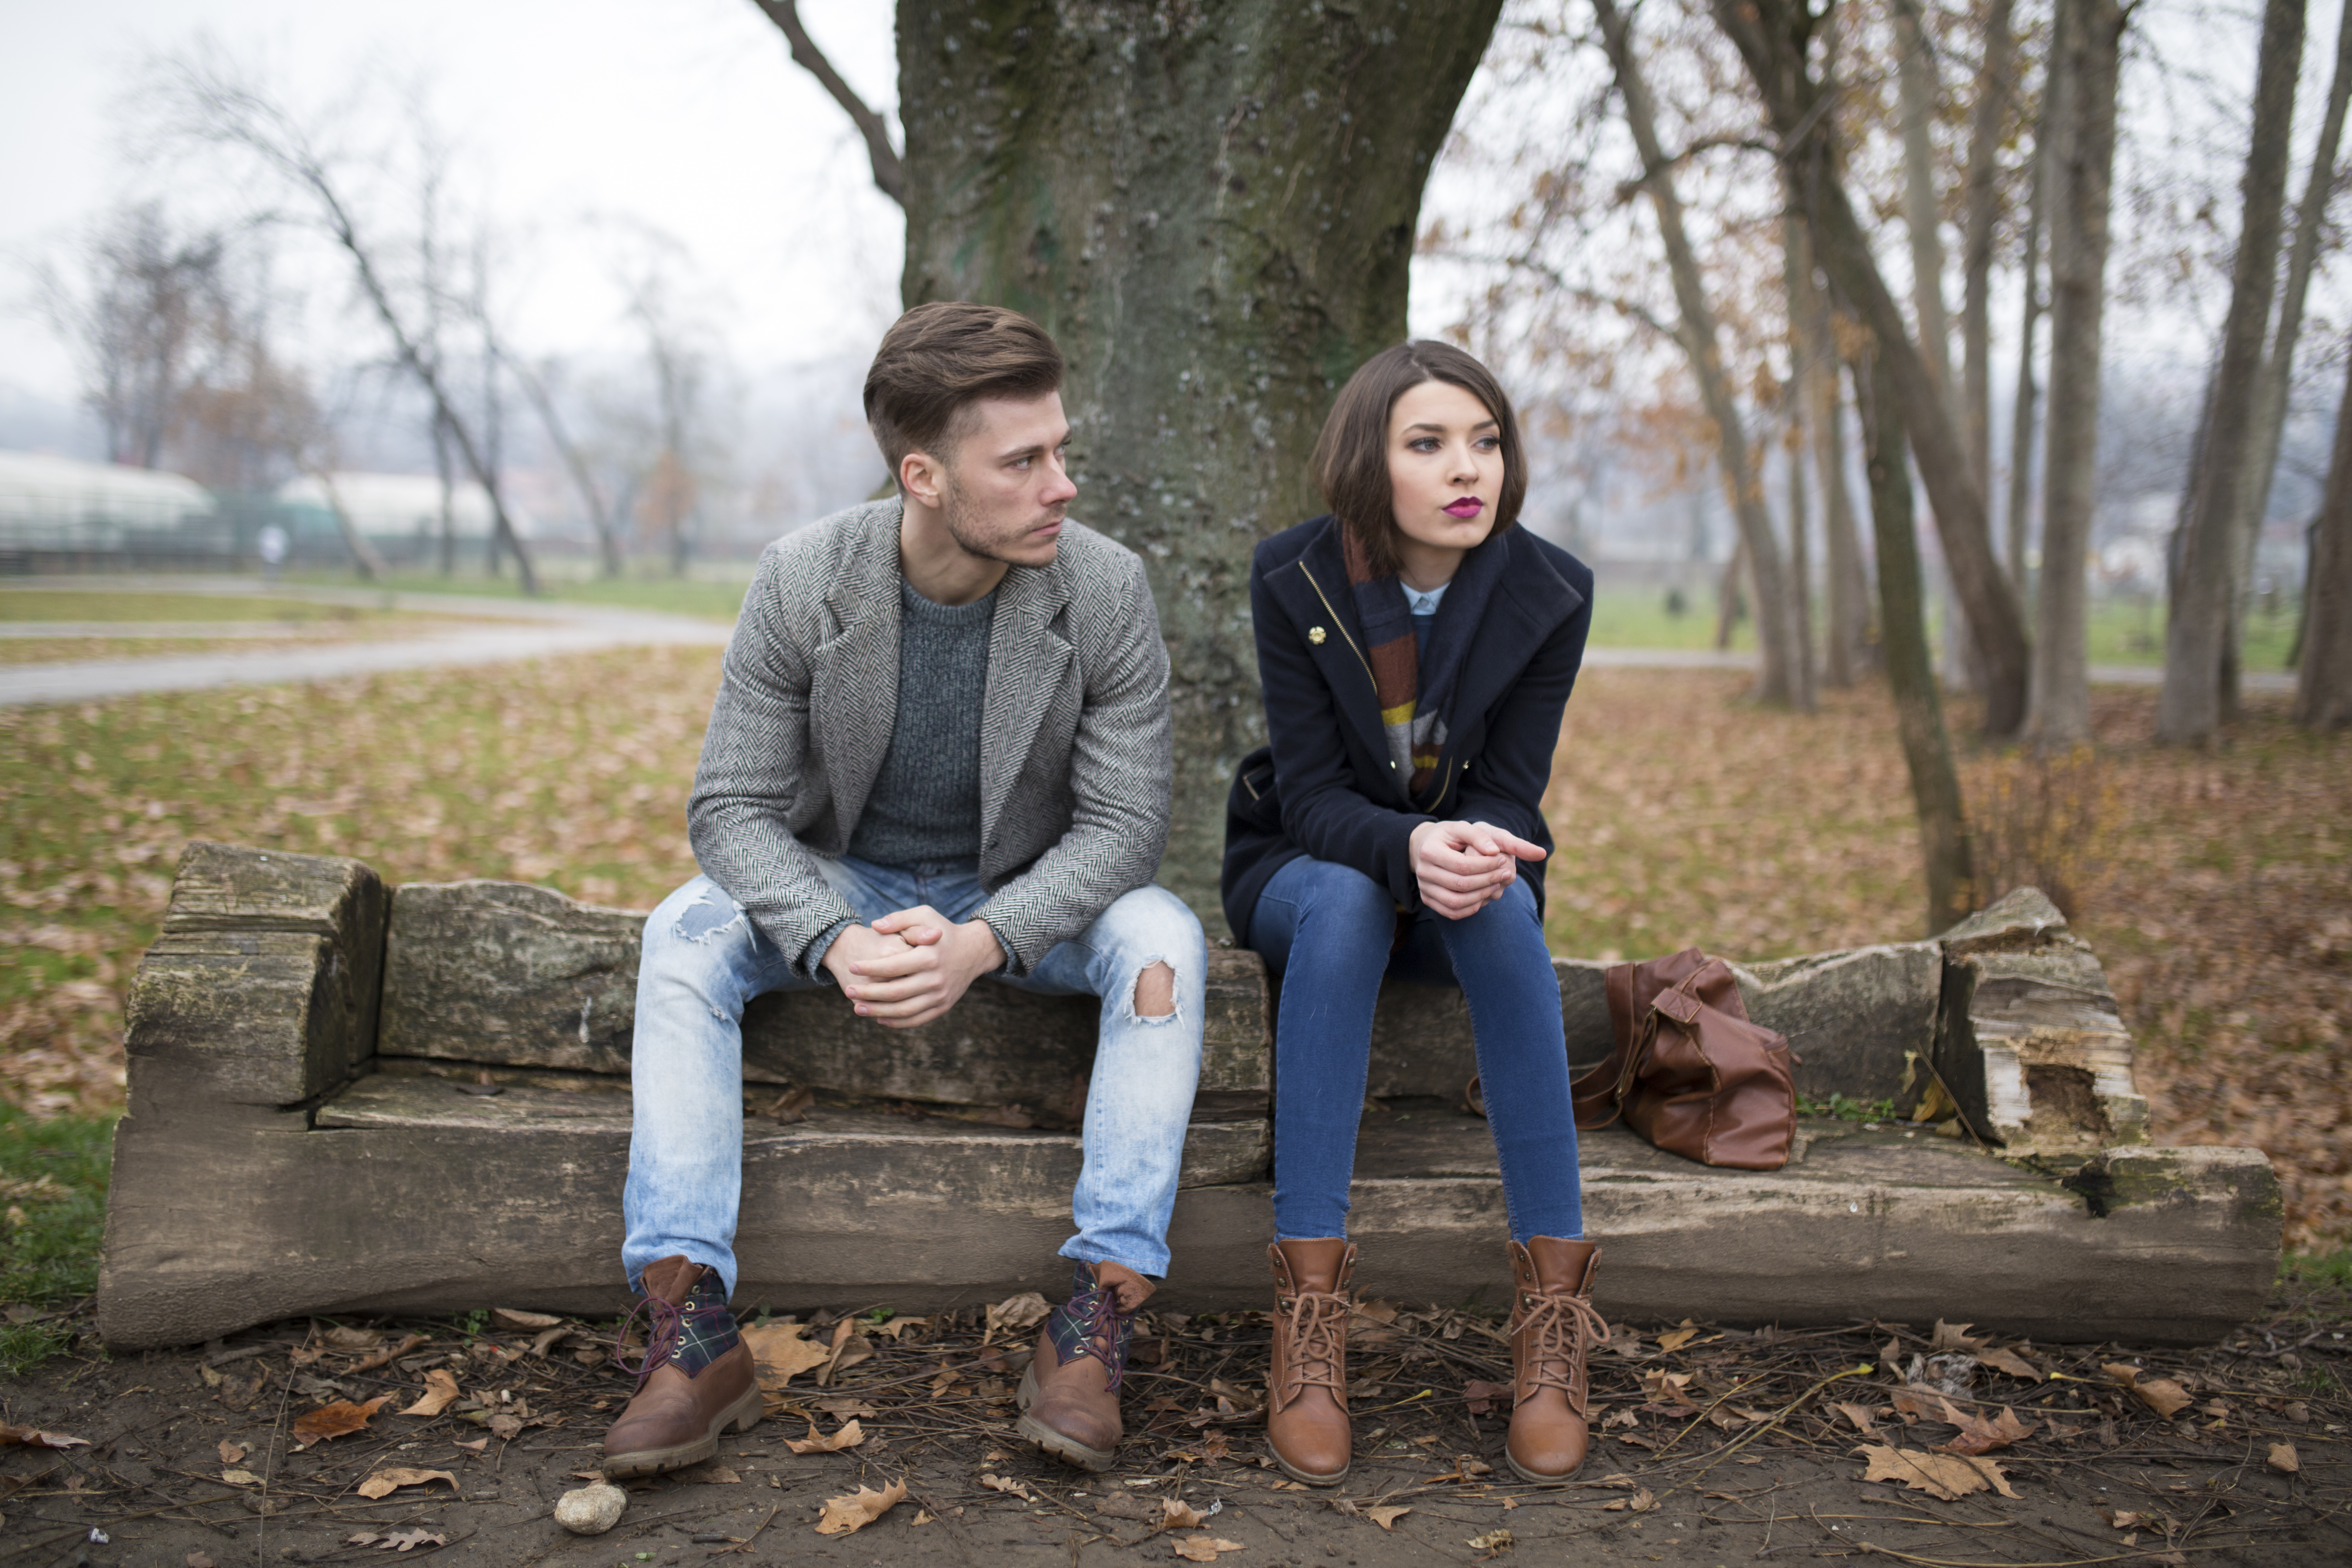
[614,1280,733,1389]
[1047,1262,1137,1392]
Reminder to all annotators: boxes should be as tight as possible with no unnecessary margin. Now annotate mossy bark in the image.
[896,0,1504,925]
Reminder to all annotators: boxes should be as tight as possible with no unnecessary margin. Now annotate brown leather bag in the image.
[1570,948,1797,1171]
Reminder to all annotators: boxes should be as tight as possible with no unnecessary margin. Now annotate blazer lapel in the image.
[810,500,905,837]
[978,559,1074,847]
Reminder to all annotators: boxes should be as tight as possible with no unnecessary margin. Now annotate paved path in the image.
[1584,643,2297,690]
[0,585,731,708]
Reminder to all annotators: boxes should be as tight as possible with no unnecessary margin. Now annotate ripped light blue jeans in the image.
[622,857,1207,1296]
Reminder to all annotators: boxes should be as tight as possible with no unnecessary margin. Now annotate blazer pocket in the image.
[1226,744,1283,834]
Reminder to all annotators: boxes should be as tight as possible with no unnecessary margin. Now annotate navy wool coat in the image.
[1220,513,1593,944]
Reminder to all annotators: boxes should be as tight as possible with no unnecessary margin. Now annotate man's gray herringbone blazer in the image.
[686,497,1174,979]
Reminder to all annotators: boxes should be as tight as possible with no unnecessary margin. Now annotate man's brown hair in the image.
[1310,340,1526,576]
[863,301,1065,479]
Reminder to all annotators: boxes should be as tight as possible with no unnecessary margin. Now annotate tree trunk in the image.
[1855,341,1975,936]
[2028,0,2125,751]
[2160,0,2307,743]
[1716,535,1751,651]
[508,354,626,579]
[2006,111,2049,589]
[1785,201,1871,686]
[1785,414,1815,689]
[1716,0,2033,735]
[2229,0,2352,705]
[2294,337,2352,726]
[1894,0,1956,402]
[431,410,457,577]
[896,0,1504,923]
[1595,0,1808,710]
[311,466,389,581]
[1961,0,2020,505]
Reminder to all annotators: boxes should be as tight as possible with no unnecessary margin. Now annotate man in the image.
[604,302,1206,1480]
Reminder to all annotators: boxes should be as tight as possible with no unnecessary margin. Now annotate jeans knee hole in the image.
[675,893,748,944]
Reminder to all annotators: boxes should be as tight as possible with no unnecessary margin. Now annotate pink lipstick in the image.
[1443,497,1484,518]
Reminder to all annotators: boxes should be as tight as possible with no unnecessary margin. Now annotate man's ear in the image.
[900,448,946,508]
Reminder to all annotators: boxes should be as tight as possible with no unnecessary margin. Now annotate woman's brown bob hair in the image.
[1311,341,1526,577]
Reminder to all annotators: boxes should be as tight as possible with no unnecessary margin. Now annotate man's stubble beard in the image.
[938,471,1065,565]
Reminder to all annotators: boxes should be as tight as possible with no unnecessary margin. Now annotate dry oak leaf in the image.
[985,1292,1051,1342]
[2102,1363,2192,1419]
[1976,1345,2043,1381]
[325,1326,383,1350]
[1161,1498,1210,1530]
[294,1394,391,1446]
[1930,1320,1986,1353]
[676,1461,741,1483]
[1465,1527,1515,1551]
[216,1441,247,1465]
[1172,1537,1245,1561]
[492,1308,561,1329]
[356,1467,457,1500]
[1936,1400,2033,1457]
[1601,1487,1656,1513]
[814,1477,906,1536]
[817,1396,878,1420]
[1364,1506,1411,1530]
[400,1369,461,1419]
[1833,1401,1882,1436]
[868,1317,929,1340]
[1656,1319,1702,1353]
[350,1333,429,1373]
[0,1424,89,1449]
[2268,1441,2299,1474]
[345,1529,447,1552]
[742,1322,831,1390]
[1855,1443,2019,1501]
[784,1419,864,1455]
[979,1472,1036,1501]
[1461,1379,1512,1415]
[220,1468,264,1487]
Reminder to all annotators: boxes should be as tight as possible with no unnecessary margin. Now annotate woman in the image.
[1223,341,1599,1487]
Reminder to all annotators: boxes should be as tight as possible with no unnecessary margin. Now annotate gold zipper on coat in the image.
[1296,562,1375,685]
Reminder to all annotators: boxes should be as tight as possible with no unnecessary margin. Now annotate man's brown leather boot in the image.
[1017,1260,1154,1472]
[1265,1238,1355,1486]
[1505,1238,1604,1483]
[602,1256,762,1479]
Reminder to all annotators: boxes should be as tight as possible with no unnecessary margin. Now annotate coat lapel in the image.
[810,500,904,837]
[979,559,1074,847]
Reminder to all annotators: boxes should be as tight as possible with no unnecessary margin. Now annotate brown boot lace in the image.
[1274,1290,1350,1405]
[1515,1292,1608,1416]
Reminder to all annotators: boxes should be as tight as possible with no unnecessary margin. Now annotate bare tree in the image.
[1714,0,2034,736]
[1855,339,1975,934]
[2029,0,2127,750]
[1595,0,1811,710]
[751,0,903,203]
[1961,0,2022,508]
[2228,0,2352,703]
[1785,201,1873,686]
[504,351,626,578]
[2160,0,2307,743]
[150,47,542,593]
[40,203,234,470]
[2296,333,2352,727]
[2006,112,2049,589]
[1893,0,1956,402]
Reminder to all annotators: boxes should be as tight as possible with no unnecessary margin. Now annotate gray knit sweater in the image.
[844,577,997,869]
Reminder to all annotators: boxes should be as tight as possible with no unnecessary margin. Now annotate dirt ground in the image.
[5,1279,2347,1568]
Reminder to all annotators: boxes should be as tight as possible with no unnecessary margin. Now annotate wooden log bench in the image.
[97,842,2282,1349]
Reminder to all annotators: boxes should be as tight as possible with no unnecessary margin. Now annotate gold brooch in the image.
[1308,626,1327,645]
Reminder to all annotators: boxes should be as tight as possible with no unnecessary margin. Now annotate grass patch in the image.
[2285,1250,2352,1291]
[0,1105,115,1306]
[285,568,756,622]
[1797,1094,1899,1123]
[0,590,362,623]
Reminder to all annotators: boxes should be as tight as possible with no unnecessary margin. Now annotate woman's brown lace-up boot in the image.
[1505,1238,1605,1483]
[1265,1238,1356,1486]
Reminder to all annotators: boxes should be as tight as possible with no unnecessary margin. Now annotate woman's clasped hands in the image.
[1406,819,1547,920]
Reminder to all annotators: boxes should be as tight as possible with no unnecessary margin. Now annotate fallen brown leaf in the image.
[1656,1325,1700,1353]
[2269,1441,2299,1474]
[292,1395,390,1446]
[493,1308,561,1329]
[1462,1378,1512,1415]
[355,1467,457,1500]
[1930,1320,1985,1352]
[345,1529,447,1552]
[220,1468,263,1487]
[984,1292,1051,1343]
[187,1552,216,1568]
[488,1413,524,1441]
[1161,1498,1209,1529]
[1936,1400,2033,1456]
[1976,1345,2043,1381]
[399,1369,461,1418]
[1465,1527,1515,1551]
[325,1326,382,1350]
[0,1424,89,1449]
[979,1472,1036,1501]
[1855,1443,2018,1501]
[452,1437,487,1452]
[868,1316,929,1340]
[785,1419,865,1455]
[742,1322,831,1390]
[1172,1537,1245,1561]
[216,1440,247,1465]
[2103,1363,2193,1418]
[1601,1487,1656,1513]
[816,1396,878,1419]
[348,1333,429,1373]
[814,1478,906,1536]
[1833,1401,1880,1436]
[1365,1505,1411,1530]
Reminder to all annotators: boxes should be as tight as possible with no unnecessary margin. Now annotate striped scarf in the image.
[1341,526,1499,807]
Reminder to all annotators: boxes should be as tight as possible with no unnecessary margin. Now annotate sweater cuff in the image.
[800,915,858,984]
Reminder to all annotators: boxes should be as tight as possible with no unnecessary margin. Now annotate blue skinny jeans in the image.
[1248,855,1583,1245]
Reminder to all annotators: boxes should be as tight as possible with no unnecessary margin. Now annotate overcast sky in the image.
[0,0,906,412]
